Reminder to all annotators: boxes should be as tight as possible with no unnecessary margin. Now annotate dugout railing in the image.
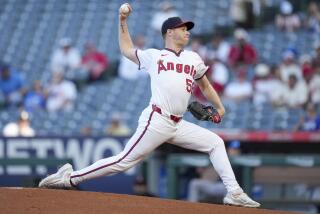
[166,153,320,206]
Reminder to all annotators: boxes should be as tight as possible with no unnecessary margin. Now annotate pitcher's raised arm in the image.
[118,3,138,64]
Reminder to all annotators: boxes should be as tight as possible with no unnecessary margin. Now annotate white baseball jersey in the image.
[136,48,208,116]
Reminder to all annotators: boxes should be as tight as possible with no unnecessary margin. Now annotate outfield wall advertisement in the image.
[0,137,136,193]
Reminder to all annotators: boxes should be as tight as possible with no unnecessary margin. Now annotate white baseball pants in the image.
[70,105,240,193]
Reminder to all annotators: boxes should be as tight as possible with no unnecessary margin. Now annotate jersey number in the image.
[186,78,194,93]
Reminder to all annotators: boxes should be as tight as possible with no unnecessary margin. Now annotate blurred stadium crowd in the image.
[0,0,320,137]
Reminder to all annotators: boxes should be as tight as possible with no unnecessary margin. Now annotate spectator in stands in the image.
[266,65,287,105]
[2,110,35,137]
[151,1,179,33]
[118,36,148,80]
[230,0,256,29]
[208,53,230,95]
[275,1,301,33]
[23,80,46,112]
[279,49,302,83]
[294,102,320,131]
[81,43,109,82]
[228,28,257,69]
[309,65,320,105]
[223,68,253,103]
[187,141,241,202]
[0,62,27,108]
[273,74,308,109]
[46,72,77,112]
[305,1,320,34]
[207,33,230,64]
[105,112,131,137]
[312,42,320,68]
[252,63,274,106]
[299,54,314,84]
[50,38,82,83]
[230,0,246,29]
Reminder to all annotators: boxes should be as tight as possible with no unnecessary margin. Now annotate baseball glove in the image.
[187,101,221,123]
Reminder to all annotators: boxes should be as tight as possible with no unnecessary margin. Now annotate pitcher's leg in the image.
[208,138,240,192]
[71,111,170,185]
[171,120,240,193]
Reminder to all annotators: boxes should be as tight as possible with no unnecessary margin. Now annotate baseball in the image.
[119,3,130,14]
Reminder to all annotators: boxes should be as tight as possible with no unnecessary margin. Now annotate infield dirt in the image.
[0,187,293,214]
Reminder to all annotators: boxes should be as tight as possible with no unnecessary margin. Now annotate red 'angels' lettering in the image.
[157,60,196,78]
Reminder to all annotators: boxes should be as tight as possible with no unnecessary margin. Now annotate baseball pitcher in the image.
[39,3,260,208]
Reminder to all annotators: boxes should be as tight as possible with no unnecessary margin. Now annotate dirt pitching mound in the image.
[0,187,292,214]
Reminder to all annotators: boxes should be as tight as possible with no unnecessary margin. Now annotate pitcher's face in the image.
[170,26,190,46]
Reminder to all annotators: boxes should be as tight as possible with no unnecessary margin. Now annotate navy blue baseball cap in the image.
[161,17,194,35]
